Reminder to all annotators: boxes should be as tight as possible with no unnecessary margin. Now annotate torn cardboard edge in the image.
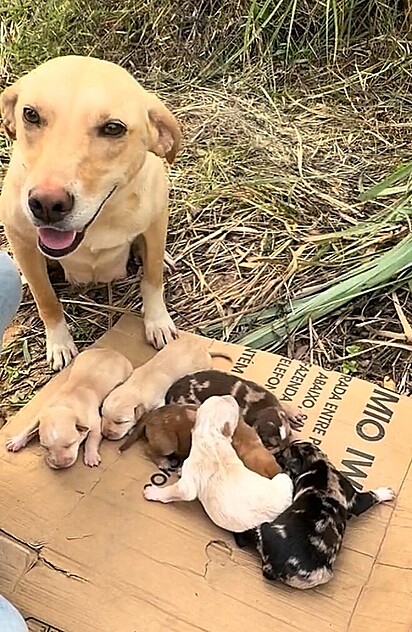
[0,313,410,632]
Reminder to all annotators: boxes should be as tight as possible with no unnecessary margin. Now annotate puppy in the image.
[234,418,282,479]
[143,396,293,532]
[166,369,302,453]
[119,404,198,466]
[6,348,132,468]
[120,403,281,478]
[101,338,231,441]
[235,441,396,589]
[0,55,181,371]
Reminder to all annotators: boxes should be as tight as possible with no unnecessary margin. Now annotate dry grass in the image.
[2,2,412,416]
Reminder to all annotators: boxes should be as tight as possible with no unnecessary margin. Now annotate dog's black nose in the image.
[28,186,74,223]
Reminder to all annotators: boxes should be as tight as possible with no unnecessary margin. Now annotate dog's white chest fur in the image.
[60,238,132,284]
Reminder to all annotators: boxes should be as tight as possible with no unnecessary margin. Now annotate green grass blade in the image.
[238,234,412,349]
[360,161,412,201]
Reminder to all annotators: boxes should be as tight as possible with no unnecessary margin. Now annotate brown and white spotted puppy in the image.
[165,369,302,453]
[234,441,396,589]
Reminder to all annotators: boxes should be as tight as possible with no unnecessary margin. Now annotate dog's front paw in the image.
[84,450,102,467]
[144,312,178,350]
[143,485,163,502]
[46,319,78,371]
[373,486,396,503]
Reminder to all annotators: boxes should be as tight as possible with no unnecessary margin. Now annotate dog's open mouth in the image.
[36,186,117,259]
[37,227,85,258]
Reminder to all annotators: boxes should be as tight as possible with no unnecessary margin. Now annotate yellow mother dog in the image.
[0,56,181,370]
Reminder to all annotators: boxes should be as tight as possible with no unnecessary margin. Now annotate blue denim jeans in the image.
[0,595,27,631]
[0,251,22,350]
[0,254,26,628]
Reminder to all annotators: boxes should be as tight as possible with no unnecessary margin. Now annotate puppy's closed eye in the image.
[75,423,90,434]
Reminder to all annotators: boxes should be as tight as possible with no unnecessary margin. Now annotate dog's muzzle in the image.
[35,186,117,259]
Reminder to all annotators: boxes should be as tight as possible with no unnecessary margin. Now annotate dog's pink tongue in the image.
[38,227,76,250]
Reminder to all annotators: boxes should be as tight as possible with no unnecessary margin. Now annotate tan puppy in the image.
[143,396,293,532]
[0,55,181,371]
[101,337,231,440]
[234,419,282,478]
[120,403,281,478]
[6,348,132,468]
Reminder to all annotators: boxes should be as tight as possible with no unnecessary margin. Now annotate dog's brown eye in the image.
[23,106,40,125]
[100,120,127,137]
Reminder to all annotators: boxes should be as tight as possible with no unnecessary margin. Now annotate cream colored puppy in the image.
[6,348,133,468]
[0,55,181,371]
[101,338,231,440]
[143,395,294,532]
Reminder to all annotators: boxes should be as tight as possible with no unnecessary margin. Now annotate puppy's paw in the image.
[6,435,26,452]
[281,403,304,429]
[84,450,102,467]
[46,320,78,371]
[144,312,179,350]
[157,457,172,470]
[373,486,396,503]
[143,485,163,502]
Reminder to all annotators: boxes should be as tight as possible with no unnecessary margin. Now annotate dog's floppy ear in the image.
[146,93,181,165]
[276,446,301,476]
[0,81,20,140]
[134,404,145,423]
[286,456,303,477]
[222,422,232,438]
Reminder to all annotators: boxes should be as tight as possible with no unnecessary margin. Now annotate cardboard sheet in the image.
[0,313,411,632]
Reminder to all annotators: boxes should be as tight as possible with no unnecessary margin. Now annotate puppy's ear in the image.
[222,422,231,437]
[146,94,181,164]
[0,82,19,140]
[134,404,145,422]
[222,421,237,438]
[276,445,297,470]
[286,456,303,477]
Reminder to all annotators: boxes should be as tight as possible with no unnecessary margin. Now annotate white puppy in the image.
[143,395,294,532]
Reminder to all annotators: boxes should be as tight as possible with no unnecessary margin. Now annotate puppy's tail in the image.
[118,419,146,453]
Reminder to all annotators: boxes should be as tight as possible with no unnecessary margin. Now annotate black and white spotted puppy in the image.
[234,440,396,589]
